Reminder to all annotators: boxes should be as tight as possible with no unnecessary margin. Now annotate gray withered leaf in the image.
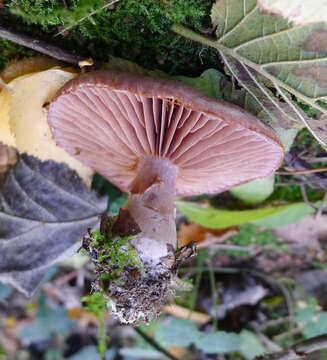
[0,154,107,295]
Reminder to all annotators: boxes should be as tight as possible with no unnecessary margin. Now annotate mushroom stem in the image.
[120,155,178,264]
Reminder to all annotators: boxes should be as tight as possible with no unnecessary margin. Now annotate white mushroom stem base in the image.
[107,155,179,323]
[125,155,178,263]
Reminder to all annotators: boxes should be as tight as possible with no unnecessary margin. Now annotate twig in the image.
[256,333,327,360]
[300,184,317,210]
[273,325,303,343]
[283,153,327,190]
[55,0,120,37]
[135,327,179,360]
[178,267,296,327]
[316,190,327,218]
[276,168,327,176]
[208,258,218,331]
[301,156,327,164]
[0,24,83,65]
[258,317,291,331]
[249,322,282,353]
[275,182,312,187]
[163,303,211,325]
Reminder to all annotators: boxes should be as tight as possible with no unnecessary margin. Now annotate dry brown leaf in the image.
[67,307,105,327]
[178,222,238,248]
[0,142,17,174]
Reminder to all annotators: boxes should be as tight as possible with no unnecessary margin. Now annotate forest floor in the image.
[1,1,327,360]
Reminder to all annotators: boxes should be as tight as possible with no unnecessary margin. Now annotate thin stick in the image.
[276,168,327,176]
[0,25,83,65]
[275,182,311,187]
[135,327,178,360]
[256,333,327,360]
[302,156,327,164]
[300,184,317,210]
[55,0,120,37]
[208,258,218,331]
[316,190,327,218]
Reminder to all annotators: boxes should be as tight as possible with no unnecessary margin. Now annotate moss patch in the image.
[4,0,219,75]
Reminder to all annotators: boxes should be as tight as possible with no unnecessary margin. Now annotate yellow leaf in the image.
[0,64,93,185]
[0,87,15,146]
[0,56,61,83]
[8,68,93,185]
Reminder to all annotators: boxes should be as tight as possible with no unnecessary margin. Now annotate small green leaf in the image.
[174,69,224,99]
[195,331,242,354]
[302,312,327,338]
[296,305,318,325]
[240,330,266,359]
[229,175,275,204]
[69,346,116,360]
[119,347,163,359]
[155,319,200,347]
[176,201,316,229]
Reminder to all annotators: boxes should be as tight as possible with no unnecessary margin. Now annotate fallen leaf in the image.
[0,57,93,185]
[273,214,327,249]
[0,56,61,83]
[0,87,15,147]
[8,68,94,185]
[0,154,107,295]
[0,142,17,174]
[67,307,100,327]
[177,222,236,247]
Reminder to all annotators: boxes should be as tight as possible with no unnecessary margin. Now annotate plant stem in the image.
[277,168,327,175]
[208,259,218,331]
[190,250,206,312]
[259,333,327,360]
[135,327,178,360]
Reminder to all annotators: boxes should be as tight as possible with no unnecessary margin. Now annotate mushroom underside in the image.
[48,75,283,197]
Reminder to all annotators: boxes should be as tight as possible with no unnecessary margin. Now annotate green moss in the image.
[81,291,108,357]
[6,0,218,75]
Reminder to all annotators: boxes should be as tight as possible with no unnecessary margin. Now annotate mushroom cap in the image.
[48,71,284,196]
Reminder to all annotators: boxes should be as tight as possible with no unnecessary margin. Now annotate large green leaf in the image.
[172,0,327,147]
[176,200,316,229]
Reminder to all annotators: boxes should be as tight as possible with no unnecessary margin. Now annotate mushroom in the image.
[48,71,284,323]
